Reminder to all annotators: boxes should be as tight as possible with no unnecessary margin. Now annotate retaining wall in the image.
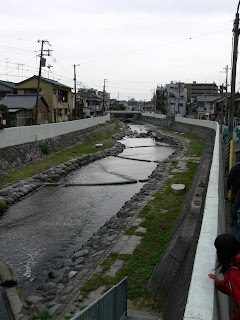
[0,115,110,149]
[141,113,227,320]
[0,115,114,176]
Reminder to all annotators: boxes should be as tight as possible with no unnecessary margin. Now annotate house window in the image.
[58,89,68,103]
[64,109,68,115]
[57,109,62,116]
[24,89,37,94]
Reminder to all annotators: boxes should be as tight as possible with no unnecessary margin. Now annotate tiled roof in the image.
[1,94,41,110]
[0,80,17,90]
[77,90,102,100]
[18,76,72,89]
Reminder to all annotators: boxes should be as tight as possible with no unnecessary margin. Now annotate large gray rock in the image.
[72,249,89,260]
[26,295,44,305]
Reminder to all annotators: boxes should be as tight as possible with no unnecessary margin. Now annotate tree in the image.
[0,104,8,113]
[114,104,126,111]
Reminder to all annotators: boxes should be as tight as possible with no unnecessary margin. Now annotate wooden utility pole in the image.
[73,64,80,120]
[35,40,52,125]
[229,2,240,139]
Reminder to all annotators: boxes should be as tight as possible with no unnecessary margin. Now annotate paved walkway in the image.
[125,309,162,319]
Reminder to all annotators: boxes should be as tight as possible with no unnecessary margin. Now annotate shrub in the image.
[32,309,51,320]
[39,144,50,155]
[0,201,7,214]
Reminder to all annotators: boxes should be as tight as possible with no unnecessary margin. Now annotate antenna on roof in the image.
[47,65,53,78]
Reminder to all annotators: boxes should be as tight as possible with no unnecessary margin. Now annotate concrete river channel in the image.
[0,124,175,306]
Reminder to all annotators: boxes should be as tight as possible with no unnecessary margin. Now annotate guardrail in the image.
[70,277,127,320]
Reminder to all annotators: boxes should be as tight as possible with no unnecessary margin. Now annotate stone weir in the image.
[0,125,185,320]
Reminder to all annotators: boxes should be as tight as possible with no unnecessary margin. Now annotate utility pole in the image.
[220,84,224,133]
[177,81,181,114]
[35,40,52,125]
[73,64,80,120]
[102,79,107,114]
[229,2,240,139]
[224,65,229,123]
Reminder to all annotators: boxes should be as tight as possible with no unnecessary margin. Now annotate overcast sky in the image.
[0,0,239,100]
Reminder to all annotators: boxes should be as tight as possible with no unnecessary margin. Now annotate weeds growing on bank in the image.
[0,123,120,190]
[73,134,204,313]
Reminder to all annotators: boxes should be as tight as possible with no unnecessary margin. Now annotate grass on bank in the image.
[158,128,205,157]
[72,135,204,314]
[0,123,120,190]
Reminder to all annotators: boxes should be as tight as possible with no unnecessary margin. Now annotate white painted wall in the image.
[0,115,110,149]
[141,112,167,119]
[176,118,228,320]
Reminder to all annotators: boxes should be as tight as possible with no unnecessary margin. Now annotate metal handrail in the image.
[70,277,127,320]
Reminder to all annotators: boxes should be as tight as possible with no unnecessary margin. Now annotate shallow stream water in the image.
[0,124,175,297]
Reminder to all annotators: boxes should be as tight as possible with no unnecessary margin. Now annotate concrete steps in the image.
[125,309,163,320]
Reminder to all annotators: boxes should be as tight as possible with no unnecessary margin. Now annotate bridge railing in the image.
[70,277,127,320]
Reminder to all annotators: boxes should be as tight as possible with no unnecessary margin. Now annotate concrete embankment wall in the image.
[0,115,113,176]
[140,114,227,320]
[0,115,110,149]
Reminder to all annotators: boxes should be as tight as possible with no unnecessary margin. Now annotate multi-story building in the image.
[156,85,167,114]
[165,81,187,116]
[185,81,218,101]
[77,89,103,117]
[18,76,72,123]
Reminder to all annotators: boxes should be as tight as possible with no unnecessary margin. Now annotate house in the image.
[0,80,17,100]
[77,89,103,117]
[0,94,49,126]
[196,95,221,119]
[17,76,72,123]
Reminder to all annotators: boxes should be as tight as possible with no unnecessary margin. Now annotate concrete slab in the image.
[5,287,25,320]
[81,286,106,307]
[112,234,142,254]
[126,309,162,319]
[105,259,125,277]
[120,235,142,254]
[136,226,147,233]
[112,235,131,254]
[132,218,144,227]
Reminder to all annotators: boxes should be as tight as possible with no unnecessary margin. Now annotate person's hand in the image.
[208,273,220,284]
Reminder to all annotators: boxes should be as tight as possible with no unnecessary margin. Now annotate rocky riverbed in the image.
[0,125,185,319]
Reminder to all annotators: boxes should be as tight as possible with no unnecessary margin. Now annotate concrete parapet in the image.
[0,258,17,287]
[4,287,29,320]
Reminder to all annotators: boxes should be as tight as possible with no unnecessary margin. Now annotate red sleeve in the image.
[229,269,240,308]
[215,278,231,295]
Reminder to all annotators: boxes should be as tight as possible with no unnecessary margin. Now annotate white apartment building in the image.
[165,81,187,116]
